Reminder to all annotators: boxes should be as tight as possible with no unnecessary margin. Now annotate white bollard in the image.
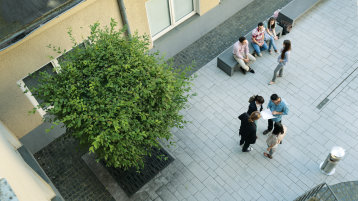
[320,146,345,175]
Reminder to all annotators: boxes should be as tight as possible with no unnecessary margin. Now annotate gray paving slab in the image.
[144,0,358,200]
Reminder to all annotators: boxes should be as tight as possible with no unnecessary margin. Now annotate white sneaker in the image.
[248,147,253,151]
[258,53,263,57]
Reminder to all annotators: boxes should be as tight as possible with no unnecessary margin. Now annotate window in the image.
[18,43,85,117]
[146,0,196,40]
[18,61,59,117]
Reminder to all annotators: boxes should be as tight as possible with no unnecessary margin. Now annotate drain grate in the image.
[316,98,329,109]
[102,147,174,197]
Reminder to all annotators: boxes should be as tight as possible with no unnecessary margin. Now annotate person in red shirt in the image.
[251,22,268,57]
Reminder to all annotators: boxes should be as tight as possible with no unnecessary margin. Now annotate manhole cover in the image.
[102,147,174,196]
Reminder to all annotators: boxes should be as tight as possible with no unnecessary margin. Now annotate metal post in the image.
[320,146,345,175]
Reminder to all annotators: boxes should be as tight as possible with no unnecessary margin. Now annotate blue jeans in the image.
[251,42,268,54]
[267,36,277,51]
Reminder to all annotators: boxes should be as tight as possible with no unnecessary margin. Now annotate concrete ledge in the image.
[82,153,128,201]
[277,0,321,26]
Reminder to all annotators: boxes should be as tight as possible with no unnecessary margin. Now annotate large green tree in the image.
[31,20,193,170]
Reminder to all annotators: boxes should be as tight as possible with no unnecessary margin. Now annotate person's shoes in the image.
[274,49,279,53]
[280,141,282,144]
[263,130,271,135]
[268,81,275,85]
[269,50,272,55]
[242,147,253,152]
[264,152,273,159]
[239,67,246,74]
[249,68,255,74]
[258,53,263,57]
[252,52,257,57]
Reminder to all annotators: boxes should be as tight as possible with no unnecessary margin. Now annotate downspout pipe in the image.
[117,0,131,36]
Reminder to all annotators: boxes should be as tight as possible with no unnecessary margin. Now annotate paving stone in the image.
[156,186,178,201]
[188,162,209,182]
[34,135,115,201]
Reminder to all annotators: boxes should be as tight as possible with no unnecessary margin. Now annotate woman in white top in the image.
[264,122,287,159]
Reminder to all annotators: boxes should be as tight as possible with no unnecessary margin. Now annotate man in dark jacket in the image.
[247,95,265,115]
[239,111,261,152]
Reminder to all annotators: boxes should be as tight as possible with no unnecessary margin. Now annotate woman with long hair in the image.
[264,122,287,159]
[238,111,261,152]
[265,17,279,54]
[269,40,291,85]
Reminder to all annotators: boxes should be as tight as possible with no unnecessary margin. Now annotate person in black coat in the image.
[247,95,265,115]
[238,111,261,152]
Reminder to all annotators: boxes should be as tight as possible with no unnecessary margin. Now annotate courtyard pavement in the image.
[133,0,358,200]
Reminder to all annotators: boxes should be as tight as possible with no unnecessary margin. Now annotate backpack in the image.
[273,9,280,19]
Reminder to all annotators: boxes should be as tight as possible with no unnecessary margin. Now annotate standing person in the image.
[263,94,288,135]
[265,17,279,54]
[269,40,291,85]
[247,95,265,115]
[238,111,261,152]
[251,22,268,57]
[233,36,256,74]
[264,122,287,159]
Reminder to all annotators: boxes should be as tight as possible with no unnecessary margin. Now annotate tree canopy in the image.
[31,19,193,170]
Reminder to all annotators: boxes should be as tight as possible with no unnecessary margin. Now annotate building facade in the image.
[0,0,219,140]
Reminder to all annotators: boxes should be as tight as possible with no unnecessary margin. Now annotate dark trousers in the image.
[267,119,281,131]
[240,138,251,152]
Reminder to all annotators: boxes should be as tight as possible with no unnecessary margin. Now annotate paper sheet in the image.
[260,109,275,120]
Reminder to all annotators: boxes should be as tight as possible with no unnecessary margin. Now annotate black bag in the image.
[280,20,292,35]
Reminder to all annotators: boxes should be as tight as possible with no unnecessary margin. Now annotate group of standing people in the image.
[232,17,292,85]
[238,94,289,159]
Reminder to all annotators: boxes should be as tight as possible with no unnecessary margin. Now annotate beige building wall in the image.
[124,0,152,43]
[0,0,123,138]
[0,121,55,201]
[199,0,220,15]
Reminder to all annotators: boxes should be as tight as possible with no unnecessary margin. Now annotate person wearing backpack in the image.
[247,95,265,115]
[238,111,261,152]
[264,122,287,159]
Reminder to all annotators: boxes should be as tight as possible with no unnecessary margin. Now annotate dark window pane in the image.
[23,63,55,105]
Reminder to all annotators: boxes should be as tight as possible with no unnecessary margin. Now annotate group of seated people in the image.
[233,17,279,74]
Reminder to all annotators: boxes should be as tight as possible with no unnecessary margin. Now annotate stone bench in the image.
[277,0,321,27]
[217,24,283,76]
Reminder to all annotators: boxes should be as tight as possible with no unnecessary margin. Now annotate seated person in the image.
[233,36,256,74]
[251,22,268,57]
[265,17,279,54]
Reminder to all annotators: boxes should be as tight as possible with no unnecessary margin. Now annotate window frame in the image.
[147,0,198,41]
[17,59,60,118]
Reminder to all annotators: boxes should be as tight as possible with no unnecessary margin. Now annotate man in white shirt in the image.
[233,36,256,74]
